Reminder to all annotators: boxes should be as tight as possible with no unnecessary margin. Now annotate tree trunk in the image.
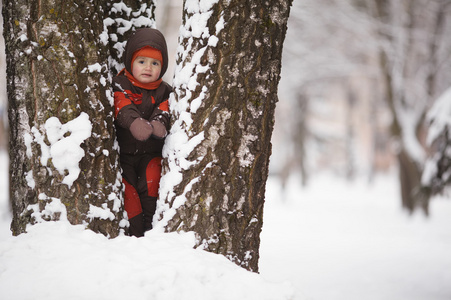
[378,41,428,214]
[423,87,451,196]
[3,0,129,236]
[398,149,428,214]
[157,0,292,272]
[429,127,451,195]
[105,0,156,76]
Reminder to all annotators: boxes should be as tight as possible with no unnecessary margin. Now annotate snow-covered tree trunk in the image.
[3,0,129,236]
[422,87,451,196]
[373,0,426,213]
[156,0,292,272]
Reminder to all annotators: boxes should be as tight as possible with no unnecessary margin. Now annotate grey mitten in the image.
[150,120,167,138]
[129,118,153,141]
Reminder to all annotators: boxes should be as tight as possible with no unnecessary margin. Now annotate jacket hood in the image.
[123,28,169,79]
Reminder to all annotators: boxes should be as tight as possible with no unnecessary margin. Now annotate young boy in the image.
[113,28,172,237]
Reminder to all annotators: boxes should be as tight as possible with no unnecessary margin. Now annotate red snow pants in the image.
[120,153,162,237]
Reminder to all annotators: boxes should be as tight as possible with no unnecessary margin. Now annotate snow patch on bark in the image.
[25,171,35,189]
[27,194,68,224]
[87,204,116,221]
[45,113,92,187]
[237,133,258,168]
[27,113,92,188]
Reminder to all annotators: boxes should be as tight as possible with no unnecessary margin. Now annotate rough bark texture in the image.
[162,1,292,272]
[3,0,126,236]
[105,0,156,76]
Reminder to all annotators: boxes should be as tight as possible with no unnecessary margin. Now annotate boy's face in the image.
[132,56,162,84]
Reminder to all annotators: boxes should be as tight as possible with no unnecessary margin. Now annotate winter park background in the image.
[1,1,451,300]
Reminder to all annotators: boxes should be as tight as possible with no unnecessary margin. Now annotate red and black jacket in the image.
[113,76,171,155]
[113,28,172,155]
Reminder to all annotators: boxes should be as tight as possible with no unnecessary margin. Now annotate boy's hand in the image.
[129,118,153,141]
[150,120,167,138]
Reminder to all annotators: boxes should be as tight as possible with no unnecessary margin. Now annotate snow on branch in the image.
[421,86,451,190]
[27,194,68,224]
[426,86,451,146]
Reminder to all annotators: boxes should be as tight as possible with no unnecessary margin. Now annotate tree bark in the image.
[157,0,292,272]
[429,127,451,196]
[423,86,451,197]
[3,0,128,236]
[105,0,156,76]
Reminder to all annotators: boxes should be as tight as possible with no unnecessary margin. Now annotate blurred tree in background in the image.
[275,0,451,214]
[368,0,451,214]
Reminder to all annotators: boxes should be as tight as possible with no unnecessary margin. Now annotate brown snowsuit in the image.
[113,28,172,237]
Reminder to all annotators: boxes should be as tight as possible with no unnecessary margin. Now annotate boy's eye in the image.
[153,61,160,66]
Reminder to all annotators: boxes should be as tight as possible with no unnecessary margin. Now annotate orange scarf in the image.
[119,69,162,90]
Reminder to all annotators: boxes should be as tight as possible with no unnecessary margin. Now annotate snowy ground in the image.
[1,150,451,300]
[261,173,451,300]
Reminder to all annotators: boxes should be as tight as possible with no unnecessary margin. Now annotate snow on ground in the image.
[260,172,451,300]
[0,151,293,300]
[1,150,451,300]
